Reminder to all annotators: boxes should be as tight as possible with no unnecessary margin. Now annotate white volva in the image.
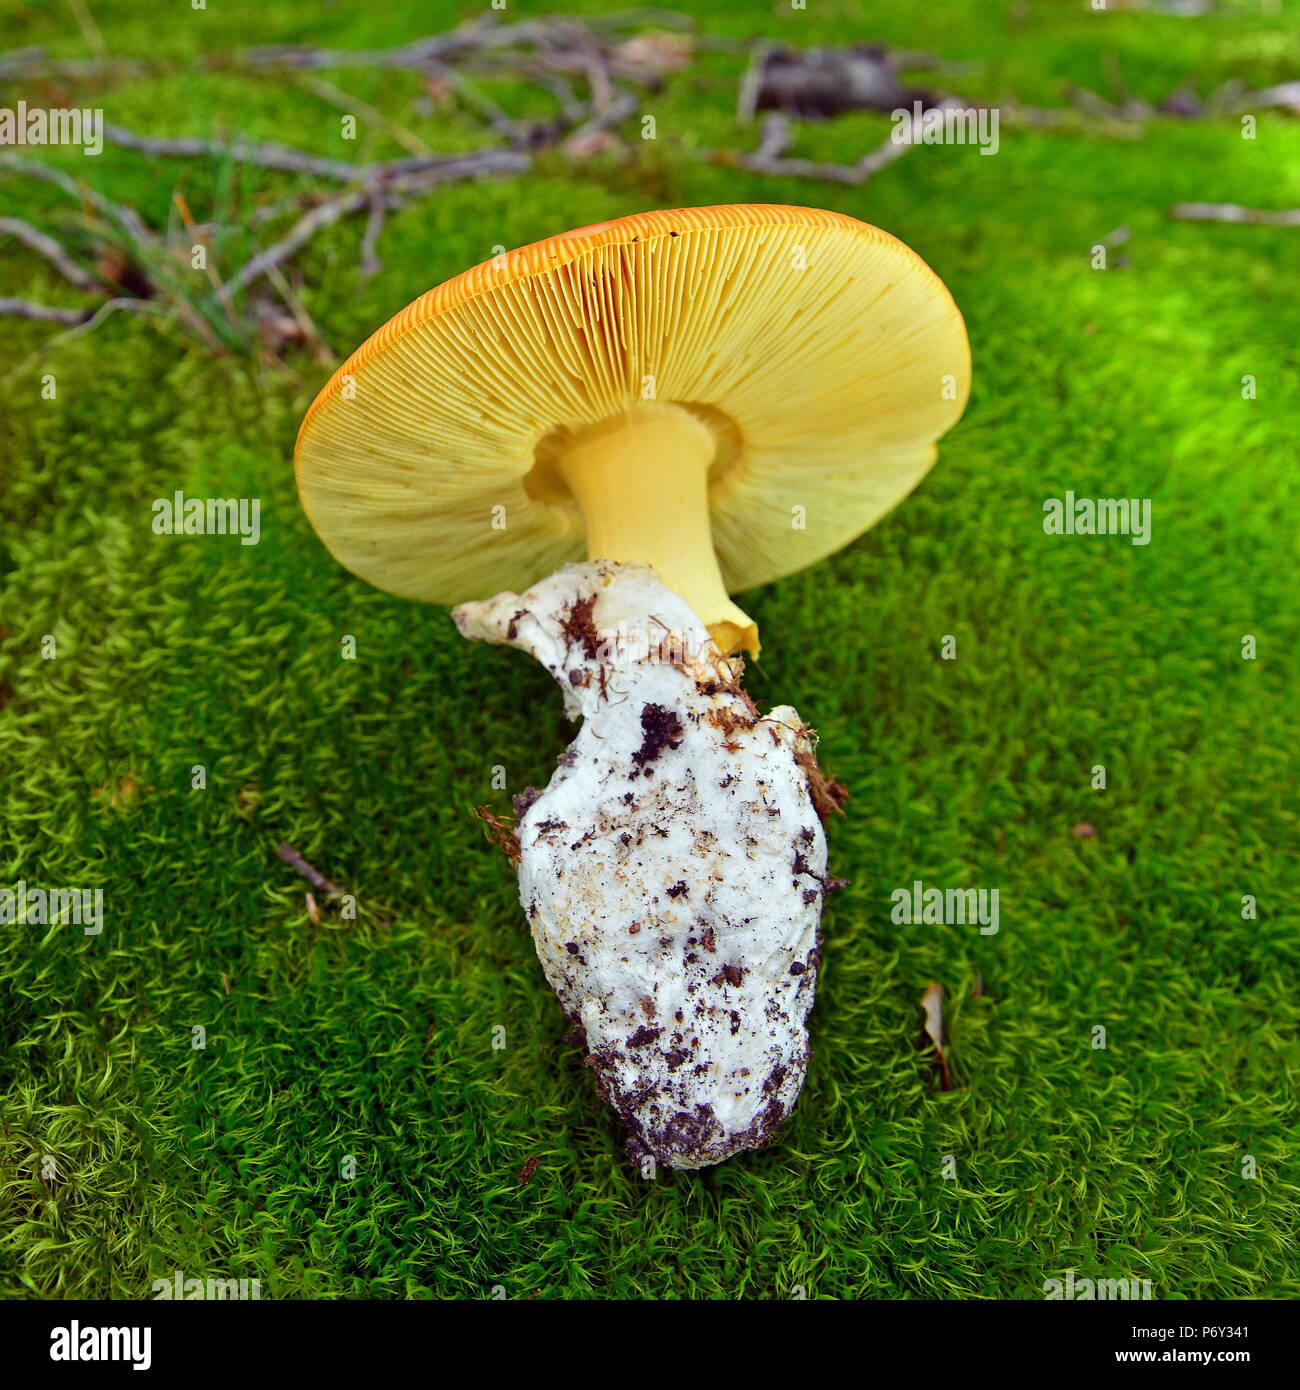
[455,561,831,1169]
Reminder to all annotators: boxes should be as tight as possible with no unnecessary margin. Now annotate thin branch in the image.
[425,58,520,138]
[533,71,587,123]
[3,297,168,380]
[228,184,373,293]
[561,91,639,146]
[232,18,595,73]
[0,154,154,242]
[244,193,310,228]
[0,46,144,79]
[1170,202,1300,226]
[737,43,771,125]
[0,216,104,291]
[997,103,1143,139]
[358,183,386,278]
[229,153,529,293]
[236,8,695,82]
[0,297,89,324]
[103,121,369,182]
[582,48,616,113]
[1253,81,1300,112]
[478,46,655,86]
[380,147,531,197]
[1066,85,1138,122]
[755,112,791,159]
[231,18,667,89]
[101,120,531,193]
[701,127,913,186]
[275,842,344,897]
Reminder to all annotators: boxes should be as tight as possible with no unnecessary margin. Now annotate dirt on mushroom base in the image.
[455,561,845,1169]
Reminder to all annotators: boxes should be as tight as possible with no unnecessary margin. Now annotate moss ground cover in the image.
[1,0,1297,1298]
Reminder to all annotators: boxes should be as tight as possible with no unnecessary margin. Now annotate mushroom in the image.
[295,204,970,1169]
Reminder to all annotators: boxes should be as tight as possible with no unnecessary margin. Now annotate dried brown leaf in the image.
[921,982,952,1090]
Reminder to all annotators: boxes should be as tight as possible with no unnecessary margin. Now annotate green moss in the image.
[1,0,1297,1299]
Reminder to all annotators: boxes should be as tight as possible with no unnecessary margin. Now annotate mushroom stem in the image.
[544,401,759,655]
[453,560,826,1169]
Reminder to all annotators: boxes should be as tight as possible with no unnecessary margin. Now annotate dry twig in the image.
[104,121,370,181]
[0,298,89,324]
[358,183,387,279]
[702,126,913,186]
[1170,202,1300,226]
[737,43,772,126]
[0,216,104,291]
[228,185,372,293]
[275,842,344,897]
[2,297,170,380]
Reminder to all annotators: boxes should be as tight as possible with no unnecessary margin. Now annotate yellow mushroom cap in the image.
[295,204,970,637]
